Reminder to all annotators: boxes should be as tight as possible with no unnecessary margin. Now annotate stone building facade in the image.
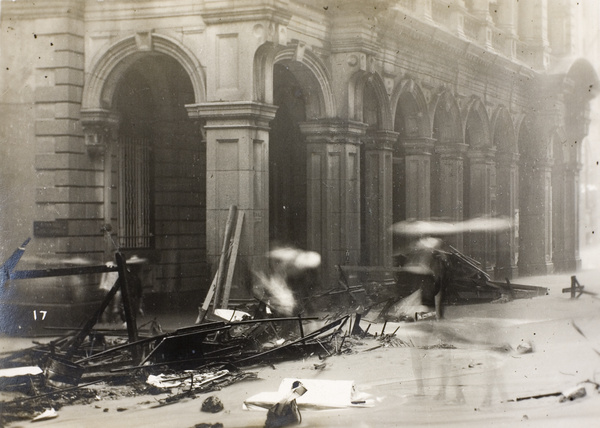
[0,0,598,301]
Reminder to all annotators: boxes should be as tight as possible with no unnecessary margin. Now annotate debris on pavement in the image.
[201,396,224,413]
[511,380,600,403]
[0,238,351,425]
[559,380,600,403]
[562,275,598,299]
[245,378,373,411]
[264,380,307,428]
[31,407,58,422]
[516,341,534,354]
[326,237,548,323]
[0,233,579,426]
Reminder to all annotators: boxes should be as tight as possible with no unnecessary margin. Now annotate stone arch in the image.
[491,106,517,154]
[431,89,462,144]
[517,114,554,275]
[261,44,335,119]
[463,97,495,271]
[81,34,208,293]
[551,127,569,162]
[492,105,519,278]
[564,58,599,104]
[349,71,393,130]
[391,78,433,242]
[517,114,553,160]
[464,97,491,148]
[82,33,206,111]
[429,89,465,247]
[391,79,431,138]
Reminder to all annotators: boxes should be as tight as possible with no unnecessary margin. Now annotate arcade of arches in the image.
[83,48,599,297]
[3,1,597,302]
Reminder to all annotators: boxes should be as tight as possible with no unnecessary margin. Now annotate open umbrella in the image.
[390,220,457,236]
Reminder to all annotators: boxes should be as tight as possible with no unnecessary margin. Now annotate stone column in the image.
[414,0,433,22]
[434,142,468,250]
[552,160,567,271]
[81,109,120,261]
[519,158,554,275]
[299,119,366,285]
[496,0,518,58]
[363,130,396,267]
[517,0,550,68]
[187,101,277,295]
[495,152,519,279]
[399,138,435,220]
[466,147,497,273]
[496,0,518,34]
[563,161,582,271]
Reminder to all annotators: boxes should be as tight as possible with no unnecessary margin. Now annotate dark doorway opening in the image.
[269,64,307,250]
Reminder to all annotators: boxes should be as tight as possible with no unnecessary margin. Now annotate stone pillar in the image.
[187,101,277,295]
[552,160,567,271]
[433,142,468,250]
[470,0,491,21]
[563,161,582,271]
[299,119,366,286]
[495,152,519,279]
[519,158,554,275]
[465,148,497,273]
[81,109,120,260]
[496,0,518,58]
[363,130,396,267]
[414,0,433,22]
[518,0,550,68]
[399,138,435,220]
[496,0,518,34]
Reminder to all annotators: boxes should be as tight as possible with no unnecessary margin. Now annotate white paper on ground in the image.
[244,378,374,411]
[32,408,58,422]
[213,308,251,322]
[0,366,42,378]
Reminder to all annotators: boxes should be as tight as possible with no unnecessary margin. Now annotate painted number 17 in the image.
[33,310,47,321]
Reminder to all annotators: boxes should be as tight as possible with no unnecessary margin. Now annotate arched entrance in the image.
[269,64,307,249]
[431,90,465,250]
[493,107,519,278]
[518,116,554,275]
[392,81,433,254]
[103,53,206,295]
[464,99,495,272]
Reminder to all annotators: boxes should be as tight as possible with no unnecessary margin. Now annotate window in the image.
[118,136,153,249]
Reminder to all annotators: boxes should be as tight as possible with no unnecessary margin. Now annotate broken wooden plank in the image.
[213,205,238,312]
[0,238,31,287]
[197,206,237,324]
[220,210,244,309]
[562,275,597,299]
[115,252,139,363]
[236,315,349,364]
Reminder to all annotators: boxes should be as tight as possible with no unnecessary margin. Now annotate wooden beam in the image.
[219,211,244,309]
[213,206,238,312]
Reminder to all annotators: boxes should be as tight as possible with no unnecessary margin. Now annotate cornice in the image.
[2,0,84,20]
[299,119,368,144]
[186,101,278,125]
[84,1,202,22]
[200,1,292,26]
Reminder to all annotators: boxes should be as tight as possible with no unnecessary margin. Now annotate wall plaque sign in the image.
[33,220,68,237]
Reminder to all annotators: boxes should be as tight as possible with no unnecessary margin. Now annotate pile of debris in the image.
[0,236,351,426]
[0,215,554,426]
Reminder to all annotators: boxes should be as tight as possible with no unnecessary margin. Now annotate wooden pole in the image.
[115,252,139,363]
[220,211,244,308]
[213,205,237,310]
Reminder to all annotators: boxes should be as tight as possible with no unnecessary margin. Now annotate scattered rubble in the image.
[0,232,562,426]
[201,396,224,413]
